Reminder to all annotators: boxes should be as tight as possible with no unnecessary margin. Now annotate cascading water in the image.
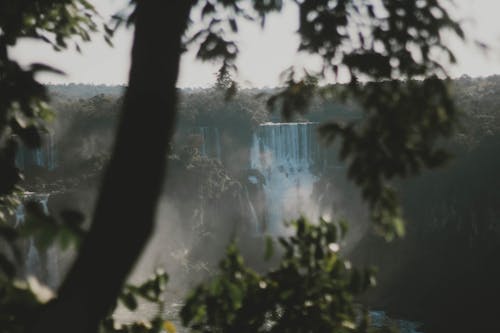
[193,127,222,160]
[250,122,322,234]
[46,132,57,170]
[15,193,60,288]
[243,186,260,234]
[16,132,57,170]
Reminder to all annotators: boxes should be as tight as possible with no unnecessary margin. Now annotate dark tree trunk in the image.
[30,1,193,332]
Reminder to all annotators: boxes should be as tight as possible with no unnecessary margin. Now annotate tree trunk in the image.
[30,1,193,332]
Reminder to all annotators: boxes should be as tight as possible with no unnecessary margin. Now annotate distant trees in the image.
[0,0,469,332]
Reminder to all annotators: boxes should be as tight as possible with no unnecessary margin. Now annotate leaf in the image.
[202,2,215,18]
[393,216,405,237]
[103,23,114,37]
[339,220,348,239]
[104,35,113,47]
[121,292,138,311]
[229,18,238,32]
[264,236,274,261]
[27,276,55,303]
[30,63,65,75]
[163,321,177,333]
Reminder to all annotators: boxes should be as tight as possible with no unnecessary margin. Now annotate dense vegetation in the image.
[10,74,500,332]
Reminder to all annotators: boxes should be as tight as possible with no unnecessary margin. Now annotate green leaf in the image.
[264,236,274,261]
[229,18,238,32]
[121,292,138,311]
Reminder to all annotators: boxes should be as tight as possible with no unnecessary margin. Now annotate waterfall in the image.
[250,122,321,234]
[47,132,57,170]
[16,194,47,278]
[214,129,221,161]
[15,131,57,170]
[243,186,260,234]
[15,193,60,288]
[193,127,222,160]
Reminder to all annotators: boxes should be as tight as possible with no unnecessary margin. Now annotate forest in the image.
[10,74,500,332]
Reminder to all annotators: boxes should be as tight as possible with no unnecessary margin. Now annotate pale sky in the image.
[9,0,500,88]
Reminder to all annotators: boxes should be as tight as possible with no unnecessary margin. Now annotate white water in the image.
[16,132,57,170]
[243,186,260,234]
[15,193,60,287]
[250,122,322,234]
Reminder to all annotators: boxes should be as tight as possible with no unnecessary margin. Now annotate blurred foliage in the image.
[318,77,455,239]
[0,0,112,272]
[347,131,500,333]
[0,0,112,198]
[180,217,398,333]
[0,197,86,332]
[0,0,114,331]
[100,270,170,333]
[0,197,171,333]
[346,74,500,241]
[19,201,86,251]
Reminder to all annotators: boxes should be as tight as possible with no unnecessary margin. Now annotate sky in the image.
[9,0,500,88]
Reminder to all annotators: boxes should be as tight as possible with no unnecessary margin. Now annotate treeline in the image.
[47,83,125,99]
[33,75,500,195]
[47,74,500,144]
[452,75,500,147]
